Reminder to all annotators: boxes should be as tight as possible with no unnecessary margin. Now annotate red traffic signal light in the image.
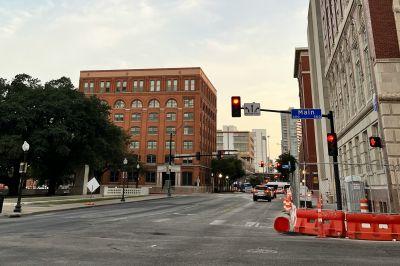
[369,137,382,148]
[327,133,338,156]
[275,162,281,168]
[260,161,265,167]
[231,96,241,117]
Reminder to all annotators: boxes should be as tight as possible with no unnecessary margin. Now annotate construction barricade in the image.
[294,209,346,237]
[346,213,400,241]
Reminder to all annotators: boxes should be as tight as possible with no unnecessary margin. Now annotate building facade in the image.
[252,129,268,174]
[79,67,217,191]
[217,126,255,174]
[307,0,400,212]
[294,48,319,190]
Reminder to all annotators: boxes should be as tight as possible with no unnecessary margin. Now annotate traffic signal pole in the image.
[325,111,342,210]
[237,104,343,210]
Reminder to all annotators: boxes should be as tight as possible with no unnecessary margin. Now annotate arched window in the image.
[149,99,160,108]
[166,99,178,108]
[132,99,143,108]
[114,100,125,109]
[100,100,109,106]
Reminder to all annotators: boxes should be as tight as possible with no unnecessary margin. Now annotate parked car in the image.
[266,182,290,195]
[252,185,274,202]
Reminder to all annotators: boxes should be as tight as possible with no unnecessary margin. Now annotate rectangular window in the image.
[150,80,161,92]
[183,141,193,150]
[132,113,141,121]
[166,113,176,121]
[165,141,175,150]
[133,80,144,92]
[89,82,94,93]
[148,113,159,121]
[355,136,361,174]
[148,127,158,135]
[182,172,193,186]
[183,158,193,165]
[184,126,194,135]
[147,141,157,150]
[146,155,157,164]
[84,82,89,93]
[184,98,194,108]
[122,81,127,92]
[166,126,176,135]
[116,81,121,93]
[146,172,156,183]
[130,127,140,136]
[362,130,372,173]
[100,81,105,93]
[130,141,139,150]
[167,79,178,91]
[114,114,124,122]
[100,81,110,93]
[183,112,194,120]
[184,79,195,91]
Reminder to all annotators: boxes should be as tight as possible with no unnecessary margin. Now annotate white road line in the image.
[255,223,260,228]
[245,222,257,227]
[210,220,226,225]
[152,218,171,223]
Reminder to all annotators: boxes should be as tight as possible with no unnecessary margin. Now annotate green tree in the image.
[275,152,297,182]
[0,74,128,195]
[211,157,245,191]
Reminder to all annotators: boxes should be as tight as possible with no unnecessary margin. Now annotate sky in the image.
[0,0,309,159]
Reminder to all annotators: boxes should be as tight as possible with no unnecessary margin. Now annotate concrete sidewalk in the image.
[1,194,168,217]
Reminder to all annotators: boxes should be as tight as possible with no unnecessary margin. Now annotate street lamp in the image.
[121,158,127,202]
[135,163,140,188]
[218,173,222,192]
[226,175,229,192]
[14,141,29,213]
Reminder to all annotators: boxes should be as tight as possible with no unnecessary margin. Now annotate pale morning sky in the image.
[0,0,309,159]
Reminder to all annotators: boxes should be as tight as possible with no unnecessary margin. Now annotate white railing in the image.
[101,186,149,196]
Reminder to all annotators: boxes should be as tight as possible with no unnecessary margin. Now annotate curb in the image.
[3,195,174,218]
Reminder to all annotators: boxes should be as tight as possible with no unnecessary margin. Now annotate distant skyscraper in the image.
[252,129,268,174]
[281,108,300,160]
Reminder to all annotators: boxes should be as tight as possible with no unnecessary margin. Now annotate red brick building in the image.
[294,48,319,190]
[79,67,217,191]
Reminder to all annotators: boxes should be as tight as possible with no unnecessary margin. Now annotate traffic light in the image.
[275,162,281,169]
[195,152,201,161]
[327,133,338,156]
[260,161,265,167]
[217,150,222,160]
[231,96,241,117]
[369,137,382,148]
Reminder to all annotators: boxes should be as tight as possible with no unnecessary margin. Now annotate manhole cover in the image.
[246,248,278,254]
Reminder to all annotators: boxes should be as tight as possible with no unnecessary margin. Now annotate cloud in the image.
[0,0,309,158]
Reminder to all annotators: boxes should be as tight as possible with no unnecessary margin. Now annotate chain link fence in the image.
[291,162,400,213]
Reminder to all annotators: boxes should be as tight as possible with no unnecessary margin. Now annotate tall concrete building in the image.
[217,126,255,174]
[252,129,268,174]
[294,48,319,190]
[281,108,301,161]
[307,0,400,212]
[79,67,217,193]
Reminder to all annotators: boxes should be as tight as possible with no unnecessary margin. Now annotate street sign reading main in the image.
[291,108,322,119]
[243,103,261,116]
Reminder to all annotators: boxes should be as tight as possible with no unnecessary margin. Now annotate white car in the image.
[299,185,313,208]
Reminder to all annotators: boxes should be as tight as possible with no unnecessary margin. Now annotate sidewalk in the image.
[1,194,168,217]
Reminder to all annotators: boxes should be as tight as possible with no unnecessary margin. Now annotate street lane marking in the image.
[153,218,171,223]
[210,220,226,225]
[245,222,257,227]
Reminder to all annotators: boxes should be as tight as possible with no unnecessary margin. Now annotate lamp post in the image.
[121,157,127,202]
[226,175,229,192]
[167,132,173,197]
[211,173,214,193]
[14,141,29,213]
[218,173,223,192]
[135,163,140,188]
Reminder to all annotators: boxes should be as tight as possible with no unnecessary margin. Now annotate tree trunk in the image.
[47,178,57,196]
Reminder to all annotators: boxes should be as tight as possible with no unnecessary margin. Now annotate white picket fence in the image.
[101,186,149,197]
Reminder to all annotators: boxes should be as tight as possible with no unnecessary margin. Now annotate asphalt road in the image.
[0,193,399,265]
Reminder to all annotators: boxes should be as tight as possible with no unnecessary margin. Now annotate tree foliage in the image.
[0,74,128,195]
[211,157,245,182]
[275,152,297,182]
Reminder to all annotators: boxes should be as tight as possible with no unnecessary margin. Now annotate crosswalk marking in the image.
[153,218,171,223]
[210,220,226,225]
[245,222,257,227]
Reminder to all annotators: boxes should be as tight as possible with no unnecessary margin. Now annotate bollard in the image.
[360,198,369,213]
[0,196,4,213]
